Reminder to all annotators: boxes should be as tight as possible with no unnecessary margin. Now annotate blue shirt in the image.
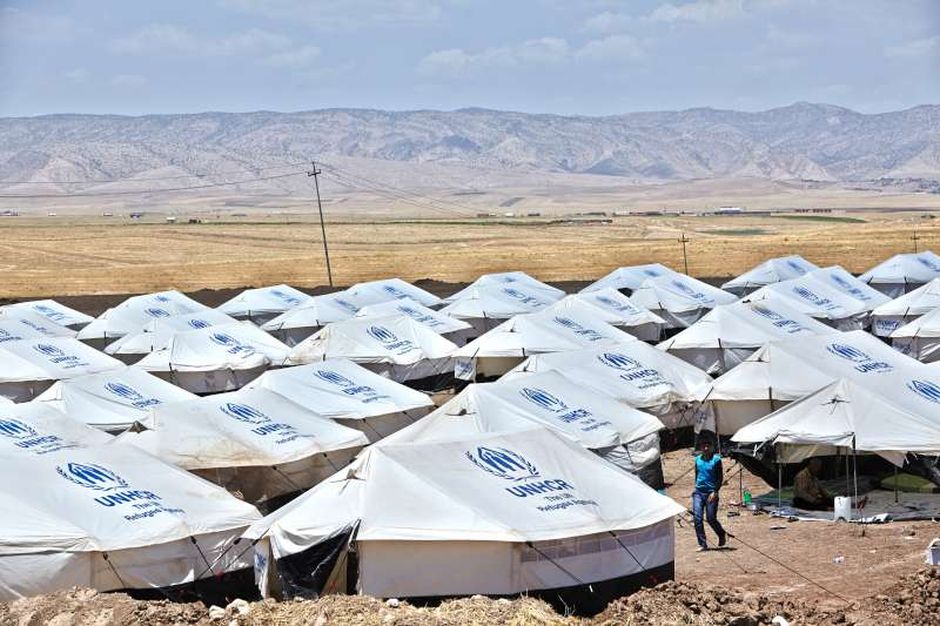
[695,454,722,493]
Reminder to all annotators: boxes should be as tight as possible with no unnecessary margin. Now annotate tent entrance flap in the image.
[273,524,359,599]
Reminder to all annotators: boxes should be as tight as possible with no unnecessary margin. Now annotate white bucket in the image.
[927,538,940,566]
[833,496,852,522]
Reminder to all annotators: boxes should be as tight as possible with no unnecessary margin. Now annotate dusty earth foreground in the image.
[1,450,938,625]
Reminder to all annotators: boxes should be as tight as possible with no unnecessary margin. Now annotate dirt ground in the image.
[0,210,938,298]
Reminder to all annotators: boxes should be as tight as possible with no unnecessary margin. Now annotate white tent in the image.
[439,284,563,336]
[260,294,358,347]
[657,298,836,375]
[385,379,663,478]
[890,307,940,363]
[77,290,210,348]
[453,308,638,381]
[0,308,77,339]
[732,378,940,463]
[870,278,940,337]
[721,255,818,296]
[33,365,196,432]
[699,330,926,435]
[246,427,684,608]
[744,275,870,330]
[136,323,290,394]
[217,284,312,325]
[115,387,369,503]
[355,298,473,345]
[286,315,457,388]
[1,299,94,330]
[0,401,113,450]
[858,251,940,297]
[0,436,260,600]
[341,278,442,309]
[503,342,713,429]
[444,271,565,303]
[629,275,737,329]
[0,337,124,402]
[548,290,665,342]
[808,266,890,310]
[245,359,434,442]
[104,309,241,364]
[0,315,76,343]
[580,263,679,295]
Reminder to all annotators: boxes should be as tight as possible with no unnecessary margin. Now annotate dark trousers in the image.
[692,491,726,548]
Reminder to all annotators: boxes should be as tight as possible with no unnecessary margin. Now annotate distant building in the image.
[715,206,744,215]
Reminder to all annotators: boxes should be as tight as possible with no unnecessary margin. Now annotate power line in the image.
[0,171,305,199]
[322,169,468,218]
[0,161,309,185]
[318,162,481,218]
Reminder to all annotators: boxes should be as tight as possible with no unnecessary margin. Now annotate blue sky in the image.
[1,0,938,117]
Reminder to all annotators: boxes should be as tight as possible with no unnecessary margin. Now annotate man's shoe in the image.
[718,533,728,547]
[696,546,708,552]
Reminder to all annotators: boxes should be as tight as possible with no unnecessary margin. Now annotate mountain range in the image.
[1,102,939,201]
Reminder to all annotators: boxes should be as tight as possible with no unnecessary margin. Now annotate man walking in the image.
[692,438,727,551]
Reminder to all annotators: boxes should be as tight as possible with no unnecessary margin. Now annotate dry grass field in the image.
[0,210,938,297]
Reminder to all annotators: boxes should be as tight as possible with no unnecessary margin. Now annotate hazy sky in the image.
[1,0,938,117]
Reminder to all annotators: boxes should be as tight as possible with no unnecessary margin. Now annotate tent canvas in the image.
[629,275,737,329]
[808,266,890,309]
[245,359,433,442]
[0,337,124,402]
[0,436,260,600]
[453,308,639,381]
[286,314,458,387]
[548,290,665,341]
[260,294,358,346]
[890,307,940,363]
[136,322,290,394]
[245,427,684,604]
[503,341,713,429]
[354,298,472,344]
[444,271,564,304]
[657,298,836,375]
[700,330,927,435]
[858,251,940,298]
[115,387,368,503]
[77,290,210,346]
[0,309,77,340]
[340,278,442,309]
[580,264,679,295]
[217,284,312,325]
[721,255,819,296]
[871,278,940,337]
[1,299,94,330]
[104,309,241,363]
[744,275,870,330]
[439,284,563,337]
[732,378,940,461]
[33,365,197,432]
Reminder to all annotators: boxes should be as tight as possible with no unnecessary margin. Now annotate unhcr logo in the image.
[105,381,145,402]
[786,259,806,272]
[381,285,408,299]
[56,462,129,491]
[367,325,399,345]
[220,402,269,425]
[908,380,940,404]
[153,295,171,303]
[826,343,869,363]
[33,343,65,358]
[315,369,357,387]
[145,308,170,318]
[792,286,827,306]
[188,318,211,329]
[34,304,66,322]
[598,352,641,372]
[751,305,783,321]
[0,417,38,440]
[466,446,540,482]
[209,332,254,355]
[520,387,568,413]
[917,257,940,272]
[271,289,303,306]
[0,329,20,343]
[643,268,661,277]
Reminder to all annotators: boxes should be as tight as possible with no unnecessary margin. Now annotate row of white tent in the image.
[5,252,940,604]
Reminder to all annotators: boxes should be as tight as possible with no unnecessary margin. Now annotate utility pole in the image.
[912,231,920,254]
[308,161,334,287]
[678,232,690,275]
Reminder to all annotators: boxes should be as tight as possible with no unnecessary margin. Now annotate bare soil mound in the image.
[4,570,938,626]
